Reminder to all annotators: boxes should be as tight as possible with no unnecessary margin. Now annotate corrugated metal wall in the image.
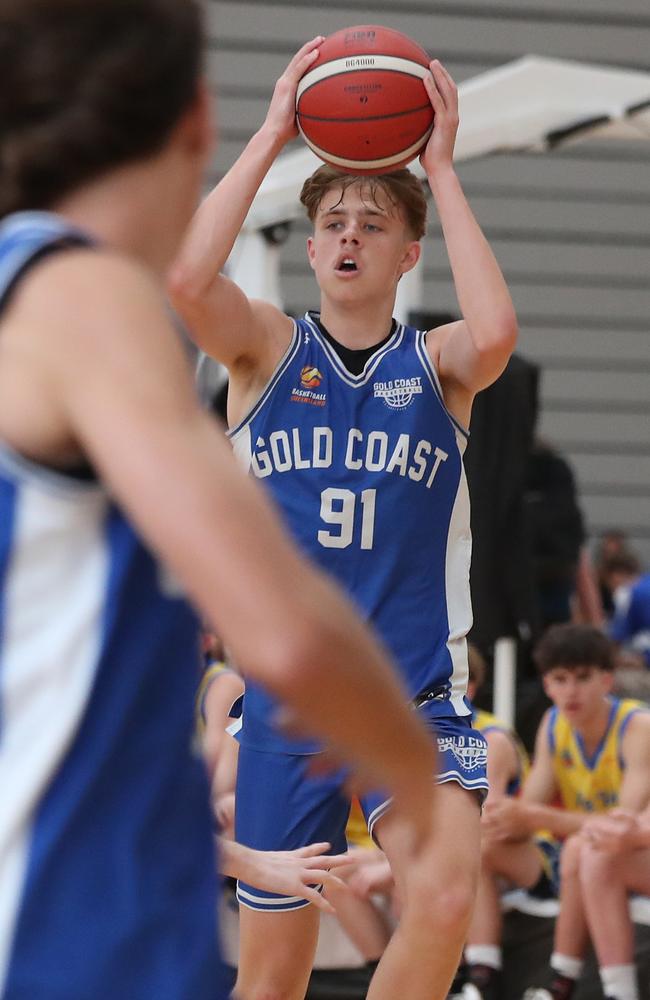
[205,0,650,563]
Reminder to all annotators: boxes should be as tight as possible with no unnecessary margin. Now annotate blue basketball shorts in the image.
[234,715,488,911]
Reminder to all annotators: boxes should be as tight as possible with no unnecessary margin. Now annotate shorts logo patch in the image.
[438,734,488,772]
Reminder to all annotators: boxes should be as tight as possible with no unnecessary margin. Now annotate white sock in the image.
[464,945,502,971]
[600,964,638,1000]
[551,952,584,981]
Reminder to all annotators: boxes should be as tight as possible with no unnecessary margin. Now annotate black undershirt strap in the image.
[310,312,396,377]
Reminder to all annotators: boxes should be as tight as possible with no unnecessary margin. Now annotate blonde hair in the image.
[299,164,427,240]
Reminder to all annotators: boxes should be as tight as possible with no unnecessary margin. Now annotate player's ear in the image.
[306,236,316,269]
[398,240,421,276]
[602,671,615,695]
[175,79,215,160]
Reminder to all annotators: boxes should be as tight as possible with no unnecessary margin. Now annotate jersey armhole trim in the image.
[548,707,558,756]
[414,330,470,439]
[227,321,301,440]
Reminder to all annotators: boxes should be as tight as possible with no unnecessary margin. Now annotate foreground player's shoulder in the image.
[14,248,166,341]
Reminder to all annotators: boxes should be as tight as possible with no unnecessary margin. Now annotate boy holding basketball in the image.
[171,36,518,1000]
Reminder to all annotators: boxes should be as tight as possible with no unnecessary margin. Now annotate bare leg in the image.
[553,834,590,960]
[580,844,650,968]
[324,881,392,962]
[366,783,480,1000]
[467,838,542,947]
[235,904,320,1000]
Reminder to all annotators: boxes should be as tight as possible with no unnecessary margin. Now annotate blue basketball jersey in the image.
[230,311,473,754]
[0,213,226,999]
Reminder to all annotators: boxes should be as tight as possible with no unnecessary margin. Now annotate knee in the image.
[578,840,618,888]
[404,870,476,937]
[559,834,583,880]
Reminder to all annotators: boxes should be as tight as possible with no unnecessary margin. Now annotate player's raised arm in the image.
[169,38,323,372]
[419,60,518,409]
[29,249,436,839]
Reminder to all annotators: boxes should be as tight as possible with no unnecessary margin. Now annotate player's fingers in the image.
[423,68,446,114]
[303,886,335,913]
[288,36,324,76]
[435,59,458,97]
[429,60,456,113]
[295,842,331,858]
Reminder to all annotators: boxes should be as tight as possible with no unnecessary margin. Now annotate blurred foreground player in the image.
[171,38,518,1000]
[0,3,439,997]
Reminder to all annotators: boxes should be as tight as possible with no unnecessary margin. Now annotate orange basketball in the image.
[296,25,433,175]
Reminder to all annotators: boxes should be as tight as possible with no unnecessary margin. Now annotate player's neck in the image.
[319,298,395,350]
[572,697,613,752]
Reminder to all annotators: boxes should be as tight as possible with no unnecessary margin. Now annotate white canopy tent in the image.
[228,54,650,320]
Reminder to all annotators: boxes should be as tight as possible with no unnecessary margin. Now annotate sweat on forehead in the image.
[318,181,399,218]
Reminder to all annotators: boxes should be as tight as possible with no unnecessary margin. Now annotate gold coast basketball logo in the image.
[438,735,488,773]
[291,366,327,407]
[373,376,423,410]
[300,366,322,389]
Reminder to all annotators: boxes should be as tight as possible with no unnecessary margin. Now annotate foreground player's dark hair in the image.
[534,623,615,675]
[0,0,204,216]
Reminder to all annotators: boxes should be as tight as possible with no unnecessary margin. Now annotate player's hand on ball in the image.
[420,59,459,175]
[263,36,324,145]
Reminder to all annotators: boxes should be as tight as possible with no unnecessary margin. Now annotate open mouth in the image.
[335,256,359,273]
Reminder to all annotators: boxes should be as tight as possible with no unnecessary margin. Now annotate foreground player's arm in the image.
[420,61,518,407]
[24,251,436,835]
[169,38,322,374]
[618,711,650,811]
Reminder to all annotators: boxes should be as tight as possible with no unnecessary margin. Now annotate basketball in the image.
[295,25,433,175]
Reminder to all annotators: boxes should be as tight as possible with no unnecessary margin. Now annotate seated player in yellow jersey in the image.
[473,624,650,1000]
[459,645,530,999]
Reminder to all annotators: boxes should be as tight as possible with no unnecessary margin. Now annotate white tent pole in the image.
[493,637,517,729]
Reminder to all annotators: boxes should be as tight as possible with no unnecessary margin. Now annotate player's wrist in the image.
[426,161,459,193]
[256,120,291,155]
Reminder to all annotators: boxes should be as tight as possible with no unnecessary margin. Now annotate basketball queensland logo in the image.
[291,366,327,407]
[373,376,423,410]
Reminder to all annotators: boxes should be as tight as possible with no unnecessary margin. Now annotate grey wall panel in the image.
[208,2,649,67]
[517,327,650,367]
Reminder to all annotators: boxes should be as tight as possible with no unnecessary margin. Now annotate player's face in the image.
[542,664,613,725]
[306,182,420,303]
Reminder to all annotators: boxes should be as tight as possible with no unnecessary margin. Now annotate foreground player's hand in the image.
[420,59,459,175]
[262,36,324,145]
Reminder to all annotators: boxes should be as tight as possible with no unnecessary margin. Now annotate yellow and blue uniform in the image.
[548,697,644,813]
